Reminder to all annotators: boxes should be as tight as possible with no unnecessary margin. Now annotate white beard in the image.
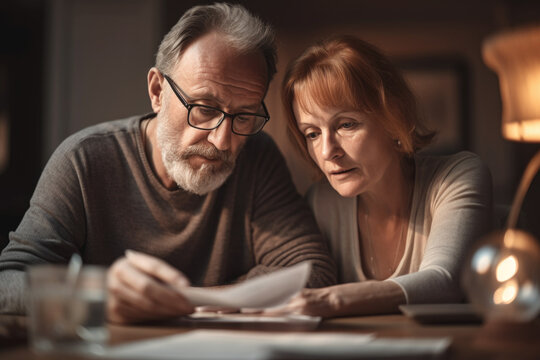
[155,112,237,195]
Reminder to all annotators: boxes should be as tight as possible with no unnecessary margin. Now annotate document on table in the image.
[177,261,311,309]
[178,312,322,330]
[186,312,321,324]
[105,330,451,360]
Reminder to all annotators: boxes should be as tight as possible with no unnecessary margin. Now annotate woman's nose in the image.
[321,133,343,161]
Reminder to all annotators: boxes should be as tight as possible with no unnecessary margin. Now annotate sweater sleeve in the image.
[0,137,87,271]
[242,134,337,288]
[389,152,493,303]
[0,136,88,314]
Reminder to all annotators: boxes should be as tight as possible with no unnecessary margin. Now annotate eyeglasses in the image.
[162,74,270,136]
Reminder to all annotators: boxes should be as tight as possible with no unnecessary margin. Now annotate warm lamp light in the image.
[462,25,540,329]
[482,25,540,230]
[483,25,540,143]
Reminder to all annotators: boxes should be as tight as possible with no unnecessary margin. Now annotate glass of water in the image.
[26,264,109,354]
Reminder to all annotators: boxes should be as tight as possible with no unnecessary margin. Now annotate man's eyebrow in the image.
[189,94,262,113]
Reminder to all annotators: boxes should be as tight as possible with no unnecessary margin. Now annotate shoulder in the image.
[242,131,280,155]
[415,151,491,184]
[58,115,141,153]
[56,116,142,157]
[415,151,492,206]
[237,131,287,173]
[42,115,145,176]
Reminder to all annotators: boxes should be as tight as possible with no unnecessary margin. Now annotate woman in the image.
[278,35,493,317]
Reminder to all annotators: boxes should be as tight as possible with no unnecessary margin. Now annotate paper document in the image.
[186,312,320,324]
[181,312,321,330]
[179,261,311,309]
[106,330,451,360]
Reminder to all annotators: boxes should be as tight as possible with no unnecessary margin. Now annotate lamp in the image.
[483,25,540,144]
[482,25,540,231]
[461,24,540,349]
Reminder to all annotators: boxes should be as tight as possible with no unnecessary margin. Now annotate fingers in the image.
[108,295,186,324]
[107,252,195,324]
[263,292,308,316]
[125,250,190,288]
[263,289,335,317]
[108,296,149,324]
[120,257,190,308]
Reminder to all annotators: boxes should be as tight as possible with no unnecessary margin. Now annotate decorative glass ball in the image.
[462,229,540,322]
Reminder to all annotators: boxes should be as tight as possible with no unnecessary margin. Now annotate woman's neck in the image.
[358,156,414,220]
[357,156,414,280]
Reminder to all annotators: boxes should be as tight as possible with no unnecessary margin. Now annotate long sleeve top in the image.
[306,151,492,303]
[0,114,336,313]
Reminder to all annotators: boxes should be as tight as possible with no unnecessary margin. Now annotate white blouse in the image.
[306,151,493,303]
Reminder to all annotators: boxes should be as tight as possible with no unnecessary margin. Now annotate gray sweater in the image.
[0,115,336,313]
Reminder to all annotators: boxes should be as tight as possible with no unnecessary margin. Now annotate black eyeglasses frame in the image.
[162,73,270,136]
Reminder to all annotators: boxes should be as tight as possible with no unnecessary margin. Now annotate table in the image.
[1,313,539,359]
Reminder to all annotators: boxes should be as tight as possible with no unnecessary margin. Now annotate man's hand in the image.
[107,250,195,324]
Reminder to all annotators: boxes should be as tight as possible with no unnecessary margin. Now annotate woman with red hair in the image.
[279,35,493,317]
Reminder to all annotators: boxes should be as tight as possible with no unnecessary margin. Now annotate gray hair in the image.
[155,2,277,84]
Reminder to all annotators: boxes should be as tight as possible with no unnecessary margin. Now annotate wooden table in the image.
[1,313,539,359]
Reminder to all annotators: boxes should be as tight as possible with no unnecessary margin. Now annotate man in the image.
[0,3,336,323]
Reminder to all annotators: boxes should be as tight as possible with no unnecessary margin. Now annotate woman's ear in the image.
[148,67,164,113]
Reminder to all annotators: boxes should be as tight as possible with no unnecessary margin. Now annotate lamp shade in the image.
[483,25,540,142]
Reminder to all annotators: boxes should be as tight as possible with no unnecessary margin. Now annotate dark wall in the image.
[0,1,45,250]
[162,0,540,237]
[1,0,538,251]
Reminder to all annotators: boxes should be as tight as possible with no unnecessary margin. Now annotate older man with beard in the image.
[0,3,336,324]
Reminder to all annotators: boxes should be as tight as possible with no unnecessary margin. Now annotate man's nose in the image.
[207,117,233,151]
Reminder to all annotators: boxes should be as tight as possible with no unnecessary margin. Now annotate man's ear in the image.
[148,67,164,113]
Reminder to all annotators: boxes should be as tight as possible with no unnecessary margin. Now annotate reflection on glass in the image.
[462,229,540,322]
[471,246,496,275]
[493,279,518,305]
[495,255,518,282]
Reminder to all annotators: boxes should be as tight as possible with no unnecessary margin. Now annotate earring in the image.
[395,139,402,147]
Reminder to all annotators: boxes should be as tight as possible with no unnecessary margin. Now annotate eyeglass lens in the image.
[189,105,267,135]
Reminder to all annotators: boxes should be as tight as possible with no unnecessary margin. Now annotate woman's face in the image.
[293,99,399,198]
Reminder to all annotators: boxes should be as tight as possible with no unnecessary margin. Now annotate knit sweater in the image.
[1,115,336,291]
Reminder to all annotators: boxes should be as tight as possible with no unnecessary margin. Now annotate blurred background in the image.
[1,0,539,249]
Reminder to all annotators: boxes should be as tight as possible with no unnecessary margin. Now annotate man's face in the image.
[154,32,268,194]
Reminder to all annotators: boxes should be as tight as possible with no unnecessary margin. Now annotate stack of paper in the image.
[103,263,451,359]
[105,330,451,360]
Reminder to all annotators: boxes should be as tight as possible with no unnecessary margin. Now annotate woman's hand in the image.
[265,281,406,318]
[265,287,341,318]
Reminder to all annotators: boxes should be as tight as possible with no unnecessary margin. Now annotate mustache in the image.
[181,143,234,163]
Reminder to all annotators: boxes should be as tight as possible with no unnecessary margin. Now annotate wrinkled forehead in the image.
[178,32,268,91]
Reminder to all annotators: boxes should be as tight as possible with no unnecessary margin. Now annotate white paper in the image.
[105,330,451,360]
[183,312,321,327]
[178,261,311,309]
[178,312,322,331]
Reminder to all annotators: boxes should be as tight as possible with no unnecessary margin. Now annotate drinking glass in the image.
[26,264,108,354]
